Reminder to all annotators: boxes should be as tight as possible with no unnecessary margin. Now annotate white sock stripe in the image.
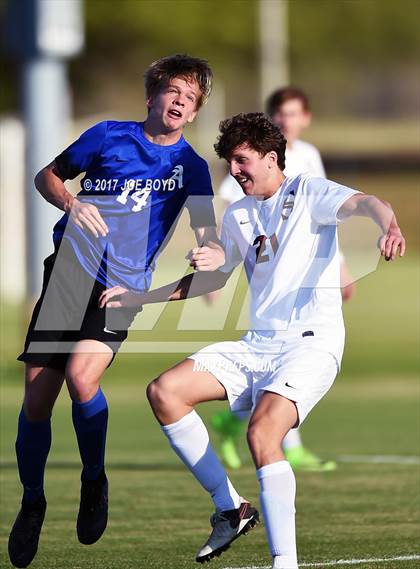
[161,410,200,436]
[211,478,241,511]
[257,460,292,480]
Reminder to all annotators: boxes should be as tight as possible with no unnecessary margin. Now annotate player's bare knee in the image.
[146,380,159,409]
[23,397,52,423]
[66,371,99,403]
[247,421,280,458]
[147,374,178,413]
[246,423,266,455]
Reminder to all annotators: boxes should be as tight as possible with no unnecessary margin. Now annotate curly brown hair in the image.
[214,112,286,170]
[144,54,213,108]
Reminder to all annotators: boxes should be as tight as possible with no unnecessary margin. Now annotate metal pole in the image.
[259,0,290,109]
[23,56,71,298]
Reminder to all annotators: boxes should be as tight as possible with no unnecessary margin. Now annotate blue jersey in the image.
[53,121,215,292]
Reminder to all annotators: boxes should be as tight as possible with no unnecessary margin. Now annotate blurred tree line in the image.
[1,0,419,118]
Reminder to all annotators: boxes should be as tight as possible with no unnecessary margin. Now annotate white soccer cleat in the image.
[195,500,259,563]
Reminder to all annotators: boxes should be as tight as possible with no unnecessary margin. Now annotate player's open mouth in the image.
[168,109,183,119]
[236,175,251,187]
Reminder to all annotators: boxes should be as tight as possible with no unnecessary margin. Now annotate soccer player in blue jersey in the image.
[8,54,224,568]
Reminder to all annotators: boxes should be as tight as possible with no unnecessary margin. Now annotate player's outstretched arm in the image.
[99,269,231,309]
[189,226,225,271]
[35,161,108,238]
[338,194,406,261]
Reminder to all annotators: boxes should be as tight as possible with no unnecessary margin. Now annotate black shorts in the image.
[18,240,138,372]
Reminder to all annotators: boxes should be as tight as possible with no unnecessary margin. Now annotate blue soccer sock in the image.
[72,388,108,481]
[15,408,52,504]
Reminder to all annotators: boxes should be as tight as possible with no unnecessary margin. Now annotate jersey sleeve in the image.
[54,121,108,180]
[219,211,243,273]
[185,157,216,228]
[187,156,213,196]
[304,176,361,226]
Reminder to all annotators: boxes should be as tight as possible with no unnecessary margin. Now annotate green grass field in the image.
[0,236,419,568]
[0,375,418,569]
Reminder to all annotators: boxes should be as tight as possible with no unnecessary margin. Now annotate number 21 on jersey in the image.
[253,234,279,264]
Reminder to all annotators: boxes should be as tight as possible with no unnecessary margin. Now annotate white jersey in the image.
[285,139,325,178]
[219,139,325,206]
[219,174,359,362]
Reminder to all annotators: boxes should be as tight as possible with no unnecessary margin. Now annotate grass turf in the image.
[0,373,418,569]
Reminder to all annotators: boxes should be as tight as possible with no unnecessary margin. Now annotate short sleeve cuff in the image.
[332,189,362,225]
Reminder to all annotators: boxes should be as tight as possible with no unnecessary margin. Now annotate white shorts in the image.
[189,331,339,426]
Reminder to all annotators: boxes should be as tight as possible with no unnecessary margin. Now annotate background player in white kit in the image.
[100,113,405,568]
[214,87,353,471]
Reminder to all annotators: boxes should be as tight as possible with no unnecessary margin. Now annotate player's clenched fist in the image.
[187,243,225,271]
[69,199,109,238]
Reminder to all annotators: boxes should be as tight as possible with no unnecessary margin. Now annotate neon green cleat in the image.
[211,410,244,469]
[220,437,242,469]
[285,445,337,472]
[211,410,244,438]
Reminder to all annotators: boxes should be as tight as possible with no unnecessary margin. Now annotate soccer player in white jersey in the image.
[100,113,405,568]
[214,87,351,471]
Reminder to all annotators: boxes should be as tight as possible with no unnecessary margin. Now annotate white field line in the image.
[337,455,419,465]
[223,553,420,568]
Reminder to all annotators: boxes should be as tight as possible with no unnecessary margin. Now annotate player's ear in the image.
[146,96,154,110]
[267,150,278,167]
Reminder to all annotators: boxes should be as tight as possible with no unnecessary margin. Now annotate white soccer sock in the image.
[162,410,241,512]
[282,428,302,451]
[257,461,298,569]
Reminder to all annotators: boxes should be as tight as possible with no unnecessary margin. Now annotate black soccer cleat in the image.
[196,500,259,563]
[8,494,47,568]
[77,469,108,545]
